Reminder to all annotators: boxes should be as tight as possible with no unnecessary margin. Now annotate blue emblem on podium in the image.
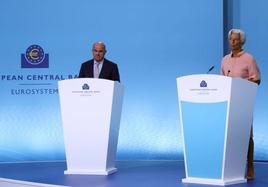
[82,84,90,90]
[200,80,207,87]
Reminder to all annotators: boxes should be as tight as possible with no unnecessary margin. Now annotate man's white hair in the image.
[92,41,106,51]
[228,29,246,45]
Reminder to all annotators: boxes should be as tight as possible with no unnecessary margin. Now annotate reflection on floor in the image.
[0,161,267,187]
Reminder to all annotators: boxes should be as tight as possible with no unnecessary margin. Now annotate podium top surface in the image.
[59,78,121,84]
[58,78,123,90]
[178,74,228,81]
[177,74,257,83]
[176,74,257,103]
[58,78,124,98]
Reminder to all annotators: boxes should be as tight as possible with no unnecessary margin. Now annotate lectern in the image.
[176,74,257,185]
[58,78,124,175]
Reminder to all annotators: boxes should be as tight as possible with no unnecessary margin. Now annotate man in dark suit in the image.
[79,42,120,82]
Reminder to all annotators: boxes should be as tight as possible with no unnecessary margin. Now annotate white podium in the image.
[58,78,124,175]
[176,74,258,186]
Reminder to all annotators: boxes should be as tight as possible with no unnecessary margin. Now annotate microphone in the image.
[227,70,231,76]
[206,66,214,74]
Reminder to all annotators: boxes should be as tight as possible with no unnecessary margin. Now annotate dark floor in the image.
[0,161,267,187]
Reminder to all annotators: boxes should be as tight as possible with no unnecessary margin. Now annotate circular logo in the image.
[82,83,90,90]
[25,45,45,65]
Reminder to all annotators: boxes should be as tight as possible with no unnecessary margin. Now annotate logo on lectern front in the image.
[82,83,90,90]
[72,83,100,96]
[200,80,207,87]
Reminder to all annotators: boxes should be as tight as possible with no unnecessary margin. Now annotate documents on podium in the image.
[176,74,258,186]
[58,78,124,175]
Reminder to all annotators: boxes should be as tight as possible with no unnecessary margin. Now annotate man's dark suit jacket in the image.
[78,58,120,82]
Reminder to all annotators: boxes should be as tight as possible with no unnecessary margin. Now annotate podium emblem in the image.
[82,83,90,90]
[200,80,207,87]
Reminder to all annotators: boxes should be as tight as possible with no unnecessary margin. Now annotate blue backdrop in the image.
[0,0,266,161]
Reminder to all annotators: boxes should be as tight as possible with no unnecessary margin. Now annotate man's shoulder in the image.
[82,59,94,66]
[104,58,117,66]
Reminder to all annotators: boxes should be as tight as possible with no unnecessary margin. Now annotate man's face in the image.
[229,32,242,51]
[92,43,106,62]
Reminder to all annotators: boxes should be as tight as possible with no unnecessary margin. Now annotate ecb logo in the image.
[200,80,207,87]
[82,84,90,90]
[21,44,49,68]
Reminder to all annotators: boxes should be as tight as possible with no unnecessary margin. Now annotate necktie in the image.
[94,63,100,78]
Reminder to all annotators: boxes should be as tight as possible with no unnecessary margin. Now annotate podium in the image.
[58,78,124,175]
[176,74,258,185]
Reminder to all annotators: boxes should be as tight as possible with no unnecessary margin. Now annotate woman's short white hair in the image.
[228,29,246,45]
